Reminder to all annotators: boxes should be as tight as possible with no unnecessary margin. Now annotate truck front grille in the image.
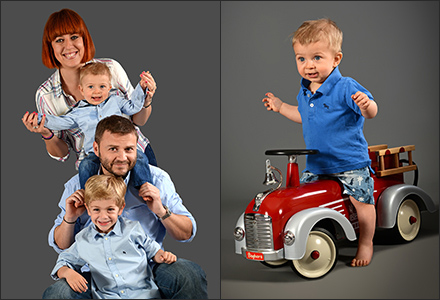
[244,213,273,251]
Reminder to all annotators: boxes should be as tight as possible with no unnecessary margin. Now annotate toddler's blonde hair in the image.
[291,18,343,53]
[84,175,126,208]
[79,62,112,84]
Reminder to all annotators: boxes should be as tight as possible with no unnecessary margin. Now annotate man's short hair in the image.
[95,115,139,145]
[84,174,126,208]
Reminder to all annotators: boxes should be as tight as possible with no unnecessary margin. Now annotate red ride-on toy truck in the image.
[234,145,438,279]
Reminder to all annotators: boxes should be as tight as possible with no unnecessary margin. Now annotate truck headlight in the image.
[284,231,295,246]
[234,227,245,241]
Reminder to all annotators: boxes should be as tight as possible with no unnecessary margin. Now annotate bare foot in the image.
[351,242,373,267]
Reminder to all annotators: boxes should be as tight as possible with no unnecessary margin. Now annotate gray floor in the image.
[221,206,439,299]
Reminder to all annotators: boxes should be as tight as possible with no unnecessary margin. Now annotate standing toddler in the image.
[263,18,378,267]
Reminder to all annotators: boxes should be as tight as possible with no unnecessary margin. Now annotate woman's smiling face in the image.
[51,33,85,69]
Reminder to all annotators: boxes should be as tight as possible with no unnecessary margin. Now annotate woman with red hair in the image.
[22,8,157,169]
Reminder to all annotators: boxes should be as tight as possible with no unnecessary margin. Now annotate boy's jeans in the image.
[42,258,208,299]
[79,144,157,189]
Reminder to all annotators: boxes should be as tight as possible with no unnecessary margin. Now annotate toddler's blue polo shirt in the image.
[297,66,373,174]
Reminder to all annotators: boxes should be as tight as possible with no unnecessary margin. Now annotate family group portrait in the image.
[1,1,438,299]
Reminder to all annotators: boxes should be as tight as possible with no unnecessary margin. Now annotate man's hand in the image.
[138,182,165,216]
[65,189,86,222]
[139,182,193,241]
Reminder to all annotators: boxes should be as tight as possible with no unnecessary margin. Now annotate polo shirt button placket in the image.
[308,93,316,120]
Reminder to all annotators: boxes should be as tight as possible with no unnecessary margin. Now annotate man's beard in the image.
[98,151,136,178]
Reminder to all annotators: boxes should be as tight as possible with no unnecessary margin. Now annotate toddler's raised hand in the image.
[262,92,283,112]
[352,91,371,111]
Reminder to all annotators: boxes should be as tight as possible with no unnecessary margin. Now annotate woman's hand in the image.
[139,71,157,101]
[22,111,69,157]
[22,111,52,136]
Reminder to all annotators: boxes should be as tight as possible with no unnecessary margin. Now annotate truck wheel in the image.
[393,198,421,242]
[291,228,338,279]
[261,259,288,268]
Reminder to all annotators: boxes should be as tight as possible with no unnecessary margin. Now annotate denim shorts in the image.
[300,166,375,205]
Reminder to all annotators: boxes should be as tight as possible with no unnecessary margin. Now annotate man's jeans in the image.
[42,258,208,299]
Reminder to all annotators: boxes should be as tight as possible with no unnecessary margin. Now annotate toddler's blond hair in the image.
[291,18,343,53]
[79,62,112,84]
[84,175,126,208]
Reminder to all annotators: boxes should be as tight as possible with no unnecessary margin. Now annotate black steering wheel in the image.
[265,149,319,156]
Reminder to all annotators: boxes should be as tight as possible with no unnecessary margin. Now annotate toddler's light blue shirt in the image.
[40,83,146,154]
[51,216,161,299]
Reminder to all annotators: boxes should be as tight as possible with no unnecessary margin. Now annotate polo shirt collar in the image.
[300,66,342,96]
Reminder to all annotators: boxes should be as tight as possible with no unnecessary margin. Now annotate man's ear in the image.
[93,141,100,157]
[333,52,343,67]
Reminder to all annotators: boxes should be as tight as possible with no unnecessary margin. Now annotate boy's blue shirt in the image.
[297,66,374,174]
[51,216,161,299]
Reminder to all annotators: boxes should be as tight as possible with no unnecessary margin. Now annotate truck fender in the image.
[376,184,438,229]
[283,207,357,260]
[234,213,245,254]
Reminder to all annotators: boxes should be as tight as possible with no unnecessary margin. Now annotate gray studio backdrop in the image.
[221,1,439,299]
[1,1,219,299]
